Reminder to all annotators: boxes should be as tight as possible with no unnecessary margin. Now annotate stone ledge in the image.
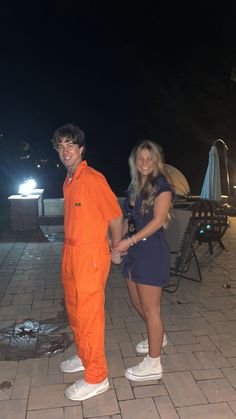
[39,216,64,225]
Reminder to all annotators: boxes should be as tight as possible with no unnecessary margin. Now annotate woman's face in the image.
[135,148,155,178]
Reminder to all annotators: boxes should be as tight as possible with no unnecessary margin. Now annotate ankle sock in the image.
[147,354,161,366]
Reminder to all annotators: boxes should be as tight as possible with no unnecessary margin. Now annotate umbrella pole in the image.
[213,139,231,204]
[213,138,236,214]
[223,145,231,205]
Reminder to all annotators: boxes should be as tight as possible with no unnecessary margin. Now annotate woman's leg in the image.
[126,278,145,319]
[136,283,163,358]
[124,282,164,381]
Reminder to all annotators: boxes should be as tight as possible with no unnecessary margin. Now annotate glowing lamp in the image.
[18,179,37,196]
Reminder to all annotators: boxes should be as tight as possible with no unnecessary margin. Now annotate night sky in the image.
[1,2,236,198]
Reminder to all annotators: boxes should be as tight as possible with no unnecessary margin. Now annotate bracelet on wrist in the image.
[128,235,137,247]
[128,237,133,247]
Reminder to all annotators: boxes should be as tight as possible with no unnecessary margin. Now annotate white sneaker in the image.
[65,378,109,401]
[125,356,162,382]
[135,334,167,354]
[60,355,85,373]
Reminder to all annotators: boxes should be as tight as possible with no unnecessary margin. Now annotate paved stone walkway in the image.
[0,218,236,418]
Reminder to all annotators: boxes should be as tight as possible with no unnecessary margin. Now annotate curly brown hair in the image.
[52,124,86,157]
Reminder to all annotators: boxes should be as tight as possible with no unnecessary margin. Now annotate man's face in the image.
[56,138,84,172]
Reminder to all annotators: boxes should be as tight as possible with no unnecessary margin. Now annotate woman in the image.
[114,140,174,382]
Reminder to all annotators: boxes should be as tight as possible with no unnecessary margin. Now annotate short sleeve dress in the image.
[122,175,174,287]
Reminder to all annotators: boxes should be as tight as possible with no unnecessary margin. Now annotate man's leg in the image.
[76,288,108,383]
[60,246,85,373]
[61,246,80,347]
[64,247,111,400]
[73,249,111,383]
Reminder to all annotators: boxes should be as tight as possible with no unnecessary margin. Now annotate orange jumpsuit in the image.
[62,160,122,383]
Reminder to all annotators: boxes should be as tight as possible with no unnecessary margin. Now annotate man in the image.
[53,124,122,401]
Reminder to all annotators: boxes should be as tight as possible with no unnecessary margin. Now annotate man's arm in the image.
[109,217,123,248]
[121,218,128,238]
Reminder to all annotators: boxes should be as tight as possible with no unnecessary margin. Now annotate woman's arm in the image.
[113,191,172,253]
[122,218,129,238]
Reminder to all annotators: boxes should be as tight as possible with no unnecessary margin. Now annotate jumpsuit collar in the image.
[65,160,88,188]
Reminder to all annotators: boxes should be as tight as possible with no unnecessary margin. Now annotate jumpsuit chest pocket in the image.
[70,198,86,219]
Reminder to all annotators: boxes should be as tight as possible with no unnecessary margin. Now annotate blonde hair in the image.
[129,140,172,223]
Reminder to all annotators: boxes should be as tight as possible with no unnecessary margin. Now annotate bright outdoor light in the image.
[18,178,37,196]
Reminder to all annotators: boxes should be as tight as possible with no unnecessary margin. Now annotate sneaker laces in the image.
[74,379,86,389]
[67,355,79,364]
[139,338,148,346]
[133,357,150,372]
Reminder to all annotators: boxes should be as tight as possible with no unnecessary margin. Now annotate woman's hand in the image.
[113,239,131,254]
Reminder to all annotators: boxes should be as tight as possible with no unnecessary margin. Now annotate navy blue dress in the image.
[122,175,174,287]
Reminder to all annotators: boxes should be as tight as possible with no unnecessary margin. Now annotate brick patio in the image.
[0,218,236,418]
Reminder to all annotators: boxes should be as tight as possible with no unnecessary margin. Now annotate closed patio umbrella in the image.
[200,145,221,201]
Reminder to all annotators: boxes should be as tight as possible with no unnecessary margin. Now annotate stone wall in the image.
[43,197,125,217]
[43,198,64,216]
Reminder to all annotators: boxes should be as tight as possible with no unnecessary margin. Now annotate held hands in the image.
[113,238,131,254]
[108,238,123,265]
[109,235,137,264]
